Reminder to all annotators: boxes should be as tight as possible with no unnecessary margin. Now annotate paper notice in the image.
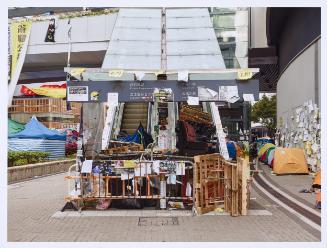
[134,71,145,81]
[153,160,160,174]
[198,87,219,101]
[107,93,119,107]
[134,163,147,177]
[207,88,218,98]
[219,86,240,103]
[186,182,192,197]
[121,171,134,180]
[81,160,93,173]
[167,174,176,185]
[187,96,199,106]
[311,143,319,153]
[242,94,255,102]
[67,86,88,101]
[176,162,185,176]
[178,70,189,82]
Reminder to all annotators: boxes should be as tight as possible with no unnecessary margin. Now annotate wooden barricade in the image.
[193,153,225,214]
[223,158,250,216]
[194,154,251,216]
[65,160,194,211]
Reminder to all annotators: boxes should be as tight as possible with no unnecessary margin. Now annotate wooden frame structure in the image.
[194,154,251,216]
[64,155,251,216]
[64,160,194,210]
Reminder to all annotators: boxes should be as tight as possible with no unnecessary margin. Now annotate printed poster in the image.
[67,86,89,102]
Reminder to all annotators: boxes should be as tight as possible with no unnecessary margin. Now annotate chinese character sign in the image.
[11,21,32,76]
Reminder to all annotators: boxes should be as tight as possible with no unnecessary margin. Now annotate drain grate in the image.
[138,217,179,226]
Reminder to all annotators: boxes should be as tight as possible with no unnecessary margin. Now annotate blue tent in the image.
[8,116,66,159]
[9,116,66,140]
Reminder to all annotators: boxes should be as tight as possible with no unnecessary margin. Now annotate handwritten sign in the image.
[237,69,253,80]
[108,70,124,78]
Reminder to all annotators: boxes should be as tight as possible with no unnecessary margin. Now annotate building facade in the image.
[249,7,321,171]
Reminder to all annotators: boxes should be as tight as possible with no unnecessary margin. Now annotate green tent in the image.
[8,119,25,134]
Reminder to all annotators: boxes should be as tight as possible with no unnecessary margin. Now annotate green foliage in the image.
[251,95,277,131]
[8,151,49,167]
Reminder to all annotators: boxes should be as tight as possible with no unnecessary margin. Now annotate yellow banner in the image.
[11,21,32,76]
[237,69,253,80]
[31,88,66,98]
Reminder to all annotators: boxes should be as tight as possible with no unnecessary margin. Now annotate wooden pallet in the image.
[193,154,250,216]
[102,142,144,155]
[224,158,250,216]
[193,154,225,214]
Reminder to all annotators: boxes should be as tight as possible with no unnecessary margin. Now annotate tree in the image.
[251,95,277,132]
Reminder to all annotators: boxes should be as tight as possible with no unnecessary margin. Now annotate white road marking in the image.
[258,173,320,217]
[253,179,321,232]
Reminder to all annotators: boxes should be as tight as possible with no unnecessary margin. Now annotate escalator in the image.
[120,103,148,135]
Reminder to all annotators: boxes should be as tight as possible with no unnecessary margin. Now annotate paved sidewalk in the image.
[259,163,318,208]
[8,173,320,242]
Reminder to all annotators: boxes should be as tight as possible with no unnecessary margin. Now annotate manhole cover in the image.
[138,217,179,226]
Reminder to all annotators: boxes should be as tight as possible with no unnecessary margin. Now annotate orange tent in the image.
[312,171,321,207]
[273,148,309,175]
[313,171,321,187]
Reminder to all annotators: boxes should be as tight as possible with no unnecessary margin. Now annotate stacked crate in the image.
[193,153,225,214]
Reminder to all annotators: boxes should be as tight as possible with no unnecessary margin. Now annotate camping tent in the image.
[8,119,25,134]
[273,148,309,175]
[8,116,66,159]
[258,143,275,158]
[267,148,275,167]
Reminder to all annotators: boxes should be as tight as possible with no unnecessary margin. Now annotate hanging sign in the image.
[237,69,253,80]
[67,80,259,103]
[11,21,32,76]
[44,18,56,42]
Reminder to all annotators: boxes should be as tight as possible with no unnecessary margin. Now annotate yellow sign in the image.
[123,160,137,168]
[70,68,86,78]
[237,69,253,80]
[11,21,32,76]
[108,70,124,78]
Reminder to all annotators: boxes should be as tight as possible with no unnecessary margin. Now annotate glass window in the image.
[209,8,249,69]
